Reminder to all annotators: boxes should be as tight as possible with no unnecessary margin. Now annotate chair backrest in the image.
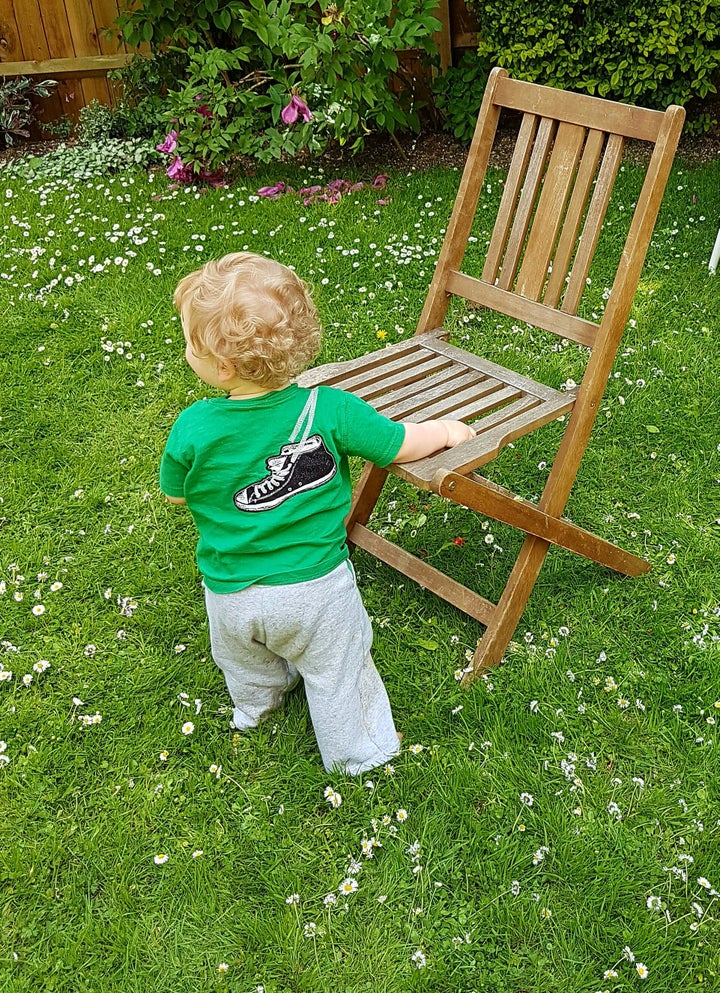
[418,68,685,382]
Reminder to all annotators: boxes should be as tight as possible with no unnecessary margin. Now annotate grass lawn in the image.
[1,149,719,993]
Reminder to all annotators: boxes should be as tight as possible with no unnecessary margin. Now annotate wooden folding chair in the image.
[299,68,685,683]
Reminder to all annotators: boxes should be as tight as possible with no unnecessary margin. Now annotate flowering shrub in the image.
[116,0,441,176]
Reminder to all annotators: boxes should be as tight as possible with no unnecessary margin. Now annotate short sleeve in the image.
[337,389,406,467]
[159,417,192,497]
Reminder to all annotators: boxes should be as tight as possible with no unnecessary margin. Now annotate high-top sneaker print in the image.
[233,434,337,512]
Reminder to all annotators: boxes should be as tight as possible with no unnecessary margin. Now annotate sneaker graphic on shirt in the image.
[233,434,337,512]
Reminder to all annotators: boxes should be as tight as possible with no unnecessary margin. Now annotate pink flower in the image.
[281,95,312,125]
[167,156,193,183]
[194,94,213,118]
[156,130,178,154]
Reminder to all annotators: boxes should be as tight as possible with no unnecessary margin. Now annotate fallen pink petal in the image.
[258,182,287,199]
[198,167,227,188]
[258,176,390,206]
[373,173,389,189]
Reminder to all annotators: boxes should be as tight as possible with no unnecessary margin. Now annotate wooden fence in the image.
[0,0,136,125]
[0,0,481,128]
[435,0,480,71]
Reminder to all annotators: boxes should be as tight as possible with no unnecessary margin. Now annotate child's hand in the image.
[441,420,477,448]
[394,419,476,462]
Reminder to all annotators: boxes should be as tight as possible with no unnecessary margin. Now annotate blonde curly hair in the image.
[174,252,322,390]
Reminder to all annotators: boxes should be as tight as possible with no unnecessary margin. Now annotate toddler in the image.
[160,252,474,774]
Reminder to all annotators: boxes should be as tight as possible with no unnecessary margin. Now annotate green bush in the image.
[109,51,190,140]
[77,100,122,144]
[470,0,720,128]
[0,138,161,182]
[433,52,492,141]
[114,0,441,171]
[0,76,58,148]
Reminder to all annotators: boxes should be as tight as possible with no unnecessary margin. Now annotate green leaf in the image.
[411,638,439,651]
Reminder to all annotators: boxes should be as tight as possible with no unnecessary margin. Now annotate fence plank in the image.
[36,0,84,120]
[90,0,125,55]
[1,54,134,76]
[90,0,126,102]
[0,6,23,65]
[9,0,64,120]
[63,0,111,106]
[434,0,451,72]
[5,0,463,121]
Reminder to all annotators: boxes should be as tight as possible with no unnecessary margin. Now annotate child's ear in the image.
[216,358,237,383]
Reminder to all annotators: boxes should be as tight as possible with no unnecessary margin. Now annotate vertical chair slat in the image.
[497,117,556,291]
[482,113,538,285]
[516,121,587,301]
[562,132,624,314]
[544,128,606,308]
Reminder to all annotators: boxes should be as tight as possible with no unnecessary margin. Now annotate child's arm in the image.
[164,494,186,505]
[393,420,476,463]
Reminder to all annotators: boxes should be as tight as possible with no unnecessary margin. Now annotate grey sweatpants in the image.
[204,562,399,775]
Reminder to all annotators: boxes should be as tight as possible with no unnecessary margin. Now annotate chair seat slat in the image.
[403,383,522,424]
[297,331,449,388]
[353,354,452,401]
[328,348,438,393]
[396,393,574,484]
[424,333,575,400]
[443,385,525,424]
[377,367,482,418]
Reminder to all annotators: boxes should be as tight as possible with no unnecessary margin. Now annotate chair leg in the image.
[463,533,551,684]
[346,462,389,544]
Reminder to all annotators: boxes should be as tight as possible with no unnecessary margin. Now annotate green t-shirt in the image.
[159,384,406,593]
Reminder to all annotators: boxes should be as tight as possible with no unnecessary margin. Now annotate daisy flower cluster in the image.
[601,946,650,983]
[285,786,416,938]
[681,604,720,651]
[1,620,56,691]
[323,785,342,808]
[0,559,68,622]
